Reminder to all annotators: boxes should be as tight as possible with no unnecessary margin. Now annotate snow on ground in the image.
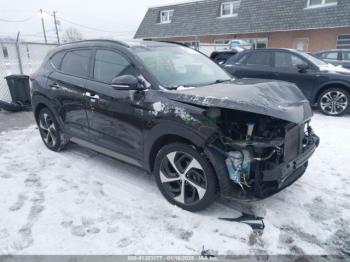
[0,113,349,255]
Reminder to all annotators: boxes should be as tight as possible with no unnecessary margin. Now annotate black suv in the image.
[223,48,350,116]
[31,40,319,211]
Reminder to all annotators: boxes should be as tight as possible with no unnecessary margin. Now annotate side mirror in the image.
[296,63,309,73]
[111,75,146,91]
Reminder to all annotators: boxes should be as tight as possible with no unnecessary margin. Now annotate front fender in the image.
[143,122,209,171]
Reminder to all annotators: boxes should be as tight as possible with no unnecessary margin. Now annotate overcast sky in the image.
[0,0,188,42]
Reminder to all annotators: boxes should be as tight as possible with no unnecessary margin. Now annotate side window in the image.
[50,51,65,70]
[323,52,338,60]
[93,50,138,84]
[61,50,91,78]
[343,51,350,61]
[275,52,307,69]
[226,53,247,65]
[246,52,271,67]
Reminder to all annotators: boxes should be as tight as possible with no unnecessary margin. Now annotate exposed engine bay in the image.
[204,108,318,198]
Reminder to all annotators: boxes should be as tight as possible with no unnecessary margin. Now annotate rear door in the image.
[224,50,274,79]
[47,49,92,140]
[84,48,144,163]
[271,51,317,100]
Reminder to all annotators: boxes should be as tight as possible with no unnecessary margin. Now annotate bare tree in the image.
[62,27,84,42]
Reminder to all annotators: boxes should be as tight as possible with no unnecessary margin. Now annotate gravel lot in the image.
[0,111,349,256]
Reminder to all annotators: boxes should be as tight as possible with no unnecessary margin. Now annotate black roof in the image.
[135,0,350,39]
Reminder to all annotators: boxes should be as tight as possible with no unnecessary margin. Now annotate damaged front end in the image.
[205,108,320,199]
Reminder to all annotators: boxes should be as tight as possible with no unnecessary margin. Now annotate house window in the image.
[220,1,241,17]
[307,0,337,8]
[160,10,174,23]
[337,35,350,49]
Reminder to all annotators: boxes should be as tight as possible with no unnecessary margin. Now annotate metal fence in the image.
[0,41,56,102]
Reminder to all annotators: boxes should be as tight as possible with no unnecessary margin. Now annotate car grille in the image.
[284,124,305,163]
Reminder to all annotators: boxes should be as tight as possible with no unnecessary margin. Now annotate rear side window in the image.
[50,51,65,69]
[93,50,138,83]
[246,52,271,66]
[61,50,91,78]
[343,51,350,61]
[226,53,247,65]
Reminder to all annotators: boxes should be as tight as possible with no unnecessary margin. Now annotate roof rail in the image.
[147,40,209,56]
[147,39,190,48]
[60,39,130,48]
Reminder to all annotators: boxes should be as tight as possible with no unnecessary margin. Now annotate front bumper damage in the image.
[205,127,320,200]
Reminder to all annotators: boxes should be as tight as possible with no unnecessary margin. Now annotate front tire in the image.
[318,88,349,116]
[154,143,218,212]
[37,107,68,152]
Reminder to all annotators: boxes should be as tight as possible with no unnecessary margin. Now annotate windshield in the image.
[299,52,328,67]
[132,45,231,88]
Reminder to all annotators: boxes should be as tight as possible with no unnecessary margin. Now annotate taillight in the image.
[29,73,36,81]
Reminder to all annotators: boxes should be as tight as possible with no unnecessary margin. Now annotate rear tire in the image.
[318,88,349,116]
[154,142,218,212]
[37,107,68,152]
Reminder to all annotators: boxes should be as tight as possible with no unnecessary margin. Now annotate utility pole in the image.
[53,11,60,45]
[40,9,47,44]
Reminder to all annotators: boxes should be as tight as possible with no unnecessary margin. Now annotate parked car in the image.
[210,47,246,65]
[313,49,350,69]
[210,50,238,64]
[223,48,350,116]
[31,40,319,211]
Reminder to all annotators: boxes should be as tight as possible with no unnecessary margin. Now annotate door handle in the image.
[49,83,61,89]
[85,92,100,103]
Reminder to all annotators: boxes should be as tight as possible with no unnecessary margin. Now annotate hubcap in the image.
[320,91,348,115]
[39,113,57,147]
[160,151,207,205]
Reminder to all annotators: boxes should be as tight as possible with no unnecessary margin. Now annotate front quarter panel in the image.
[142,90,218,170]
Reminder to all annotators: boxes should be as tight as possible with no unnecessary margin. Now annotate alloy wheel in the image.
[39,112,57,147]
[159,151,207,205]
[320,90,348,115]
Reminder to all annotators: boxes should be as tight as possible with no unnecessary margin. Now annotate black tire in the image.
[154,142,218,212]
[318,88,349,116]
[37,107,68,152]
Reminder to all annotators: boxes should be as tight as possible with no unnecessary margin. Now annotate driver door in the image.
[271,51,316,100]
[84,48,144,163]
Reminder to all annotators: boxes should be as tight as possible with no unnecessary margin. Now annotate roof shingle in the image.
[134,0,350,39]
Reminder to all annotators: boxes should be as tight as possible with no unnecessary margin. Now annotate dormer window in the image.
[160,10,174,23]
[307,0,337,8]
[220,1,241,17]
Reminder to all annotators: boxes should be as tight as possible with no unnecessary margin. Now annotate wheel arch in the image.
[145,123,231,196]
[32,94,63,128]
[34,102,48,124]
[313,82,350,104]
[145,124,208,172]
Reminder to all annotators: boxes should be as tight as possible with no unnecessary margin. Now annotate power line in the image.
[0,17,33,23]
[57,16,135,34]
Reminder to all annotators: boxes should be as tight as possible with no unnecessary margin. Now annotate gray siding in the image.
[135,0,350,38]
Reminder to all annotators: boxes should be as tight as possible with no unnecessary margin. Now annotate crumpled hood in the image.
[164,78,313,124]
